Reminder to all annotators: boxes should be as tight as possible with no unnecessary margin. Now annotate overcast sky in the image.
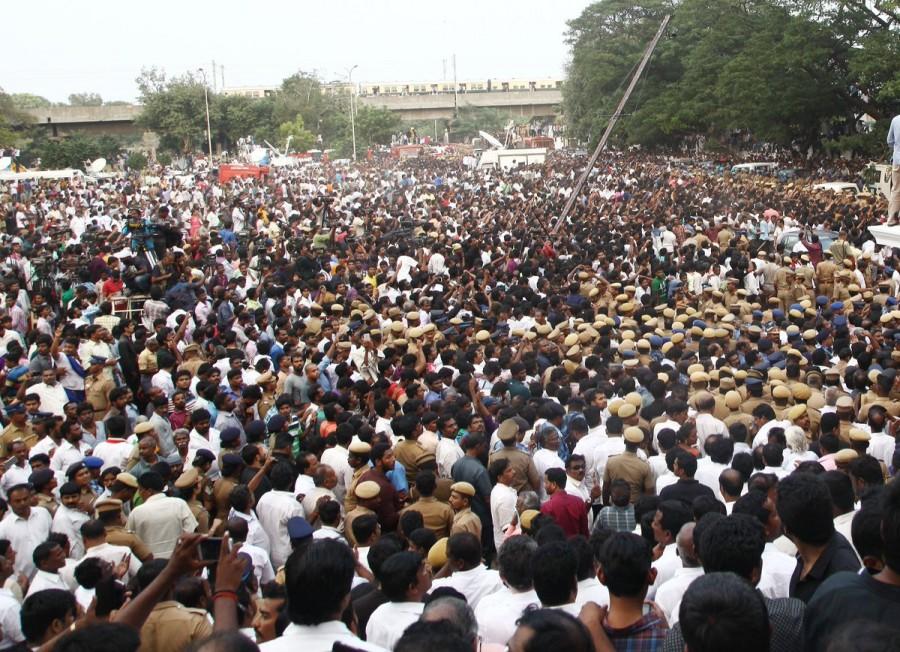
[3,0,593,103]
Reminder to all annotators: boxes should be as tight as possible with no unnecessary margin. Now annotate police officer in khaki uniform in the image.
[723,391,755,431]
[740,375,768,415]
[775,261,795,310]
[140,592,212,652]
[816,251,837,299]
[211,453,242,535]
[255,372,277,421]
[448,481,482,540]
[344,441,372,513]
[400,471,453,538]
[95,498,153,561]
[488,419,541,493]
[0,404,36,450]
[174,468,210,534]
[344,481,381,546]
[29,468,58,517]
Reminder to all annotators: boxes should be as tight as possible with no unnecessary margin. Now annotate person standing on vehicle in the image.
[887,111,900,224]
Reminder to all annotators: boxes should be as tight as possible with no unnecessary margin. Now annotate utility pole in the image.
[212,60,217,92]
[348,65,358,161]
[197,68,214,162]
[452,53,458,117]
[552,14,670,235]
[220,65,225,91]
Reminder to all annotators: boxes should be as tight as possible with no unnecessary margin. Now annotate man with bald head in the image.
[719,468,745,514]
[654,521,702,626]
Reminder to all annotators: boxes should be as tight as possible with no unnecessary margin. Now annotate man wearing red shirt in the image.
[540,467,589,538]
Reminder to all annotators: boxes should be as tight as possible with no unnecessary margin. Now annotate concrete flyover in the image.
[358,89,562,121]
[27,105,146,140]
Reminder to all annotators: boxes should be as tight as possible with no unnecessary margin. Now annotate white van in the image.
[478,148,547,171]
[811,181,859,194]
[730,162,777,176]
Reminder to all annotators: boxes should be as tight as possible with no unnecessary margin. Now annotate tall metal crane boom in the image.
[552,14,671,235]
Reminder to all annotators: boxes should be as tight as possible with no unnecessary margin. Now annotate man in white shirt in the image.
[0,484,52,576]
[259,539,388,652]
[26,540,69,597]
[654,522,704,626]
[694,434,734,501]
[366,551,432,649]
[0,441,31,496]
[693,393,727,453]
[320,432,354,502]
[126,471,198,559]
[430,532,503,609]
[227,485,271,556]
[489,460,518,551]
[532,541,580,616]
[226,517,275,586]
[81,519,142,582]
[51,483,90,560]
[0,552,23,649]
[30,368,69,418]
[50,422,90,478]
[731,489,795,599]
[649,501,693,598]
[475,535,540,646]
[255,463,305,569]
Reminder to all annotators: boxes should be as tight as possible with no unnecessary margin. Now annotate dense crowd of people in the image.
[0,139,898,652]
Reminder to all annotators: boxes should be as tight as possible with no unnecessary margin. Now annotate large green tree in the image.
[68,92,103,106]
[135,68,210,154]
[10,94,51,110]
[0,89,32,147]
[564,0,900,153]
[276,115,316,153]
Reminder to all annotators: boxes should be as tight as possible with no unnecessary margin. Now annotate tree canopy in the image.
[564,0,900,154]
[68,92,103,107]
[134,68,400,157]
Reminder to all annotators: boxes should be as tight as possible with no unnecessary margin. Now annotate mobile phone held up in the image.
[199,537,223,563]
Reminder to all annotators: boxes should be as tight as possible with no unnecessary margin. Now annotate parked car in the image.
[776,228,838,256]
[812,181,860,194]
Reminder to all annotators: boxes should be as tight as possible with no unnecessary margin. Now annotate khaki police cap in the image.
[450,482,476,497]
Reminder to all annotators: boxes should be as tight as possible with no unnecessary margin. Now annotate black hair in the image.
[545,467,567,489]
[532,541,577,606]
[822,470,855,513]
[699,514,765,581]
[657,500,693,541]
[368,536,404,581]
[395,619,471,652]
[598,532,652,598]
[399,510,425,539]
[21,589,77,644]
[679,572,770,652]
[512,609,594,652]
[447,532,482,567]
[284,539,355,625]
[851,503,884,565]
[497,535,538,592]
[74,557,104,589]
[882,476,900,573]
[776,472,835,546]
[379,551,424,601]
[351,514,379,545]
[568,535,597,581]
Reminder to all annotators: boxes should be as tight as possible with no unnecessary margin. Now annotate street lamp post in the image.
[348,64,358,161]
[197,68,214,163]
